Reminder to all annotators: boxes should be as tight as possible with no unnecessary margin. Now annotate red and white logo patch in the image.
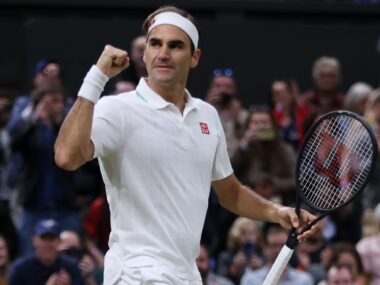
[200,122,210,135]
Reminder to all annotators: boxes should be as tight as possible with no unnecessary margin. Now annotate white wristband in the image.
[78,65,109,104]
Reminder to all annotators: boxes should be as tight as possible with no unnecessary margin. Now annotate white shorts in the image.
[116,264,203,285]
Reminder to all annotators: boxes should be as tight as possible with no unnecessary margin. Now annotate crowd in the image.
[0,33,379,285]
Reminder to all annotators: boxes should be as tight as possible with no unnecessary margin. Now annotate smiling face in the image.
[143,24,201,90]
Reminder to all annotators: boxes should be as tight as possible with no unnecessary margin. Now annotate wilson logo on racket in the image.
[199,122,210,134]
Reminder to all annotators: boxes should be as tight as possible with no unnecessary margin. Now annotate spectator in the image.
[58,230,102,285]
[356,203,380,285]
[8,219,84,285]
[302,56,345,115]
[363,88,380,209]
[0,234,11,285]
[83,190,110,253]
[216,217,264,284]
[115,35,147,86]
[231,105,296,205]
[0,90,18,259]
[111,79,136,94]
[240,223,314,285]
[271,79,309,150]
[325,265,354,285]
[322,243,369,285]
[9,84,82,254]
[344,82,373,116]
[197,244,234,285]
[205,69,249,156]
[203,71,248,257]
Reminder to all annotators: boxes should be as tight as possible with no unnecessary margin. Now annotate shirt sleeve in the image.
[211,114,234,181]
[91,96,124,158]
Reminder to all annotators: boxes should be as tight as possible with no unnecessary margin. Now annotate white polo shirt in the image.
[91,78,233,284]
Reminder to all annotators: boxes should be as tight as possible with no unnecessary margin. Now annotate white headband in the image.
[148,12,199,49]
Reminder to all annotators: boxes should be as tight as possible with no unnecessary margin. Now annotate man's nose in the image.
[157,46,170,60]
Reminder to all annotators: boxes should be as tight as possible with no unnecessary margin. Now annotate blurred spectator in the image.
[344,82,373,116]
[322,242,369,285]
[356,203,380,285]
[0,234,11,285]
[296,227,327,284]
[8,219,84,285]
[203,70,248,259]
[240,222,314,285]
[271,79,309,149]
[231,106,296,205]
[197,244,234,285]
[325,265,354,285]
[9,84,82,254]
[33,59,62,89]
[302,56,345,115]
[0,90,18,259]
[216,217,264,284]
[83,191,110,253]
[115,35,147,86]
[58,230,102,285]
[111,79,136,94]
[205,69,249,156]
[363,88,380,209]
[249,174,281,205]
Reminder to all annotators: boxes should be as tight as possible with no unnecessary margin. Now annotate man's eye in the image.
[169,43,183,49]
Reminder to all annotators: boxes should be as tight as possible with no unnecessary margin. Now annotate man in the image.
[196,244,233,285]
[8,219,84,285]
[302,56,345,115]
[240,223,314,285]
[325,265,354,285]
[10,84,82,255]
[54,6,317,284]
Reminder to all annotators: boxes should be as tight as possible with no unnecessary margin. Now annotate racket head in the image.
[296,110,377,213]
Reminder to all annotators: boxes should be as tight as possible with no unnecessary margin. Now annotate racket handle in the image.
[263,245,294,285]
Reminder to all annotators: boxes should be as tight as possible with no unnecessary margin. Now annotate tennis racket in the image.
[263,110,377,285]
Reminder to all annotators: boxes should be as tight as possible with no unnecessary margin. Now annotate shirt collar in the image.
[135,78,199,111]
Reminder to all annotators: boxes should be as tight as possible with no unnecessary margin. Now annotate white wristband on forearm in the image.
[78,65,109,104]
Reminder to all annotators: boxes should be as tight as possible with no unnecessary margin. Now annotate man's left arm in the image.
[212,174,317,242]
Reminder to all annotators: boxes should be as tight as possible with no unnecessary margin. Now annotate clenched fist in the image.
[96,45,130,78]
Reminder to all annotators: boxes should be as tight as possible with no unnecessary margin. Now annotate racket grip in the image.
[263,245,294,285]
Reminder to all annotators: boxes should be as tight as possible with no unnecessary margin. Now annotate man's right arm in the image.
[54,45,129,171]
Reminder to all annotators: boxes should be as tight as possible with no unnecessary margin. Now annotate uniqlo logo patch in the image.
[200,122,210,134]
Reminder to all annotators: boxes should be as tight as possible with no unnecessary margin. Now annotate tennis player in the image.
[55,6,317,285]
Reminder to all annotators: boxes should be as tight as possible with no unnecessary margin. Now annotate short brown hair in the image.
[142,6,199,53]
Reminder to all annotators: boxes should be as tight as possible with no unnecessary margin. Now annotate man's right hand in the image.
[96,45,130,78]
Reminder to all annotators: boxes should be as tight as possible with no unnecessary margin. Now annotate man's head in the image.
[131,35,147,70]
[312,56,341,92]
[141,6,201,88]
[196,244,210,282]
[210,73,237,96]
[32,219,61,266]
[326,265,354,285]
[262,223,288,264]
[33,59,62,88]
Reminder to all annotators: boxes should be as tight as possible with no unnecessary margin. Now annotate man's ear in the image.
[191,49,201,69]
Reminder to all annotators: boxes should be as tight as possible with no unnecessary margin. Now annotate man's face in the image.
[315,65,340,92]
[264,229,287,263]
[33,234,60,266]
[249,112,273,132]
[143,24,200,88]
[327,267,354,285]
[131,36,147,69]
[211,75,236,95]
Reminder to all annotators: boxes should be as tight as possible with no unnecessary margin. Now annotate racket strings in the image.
[299,115,374,210]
